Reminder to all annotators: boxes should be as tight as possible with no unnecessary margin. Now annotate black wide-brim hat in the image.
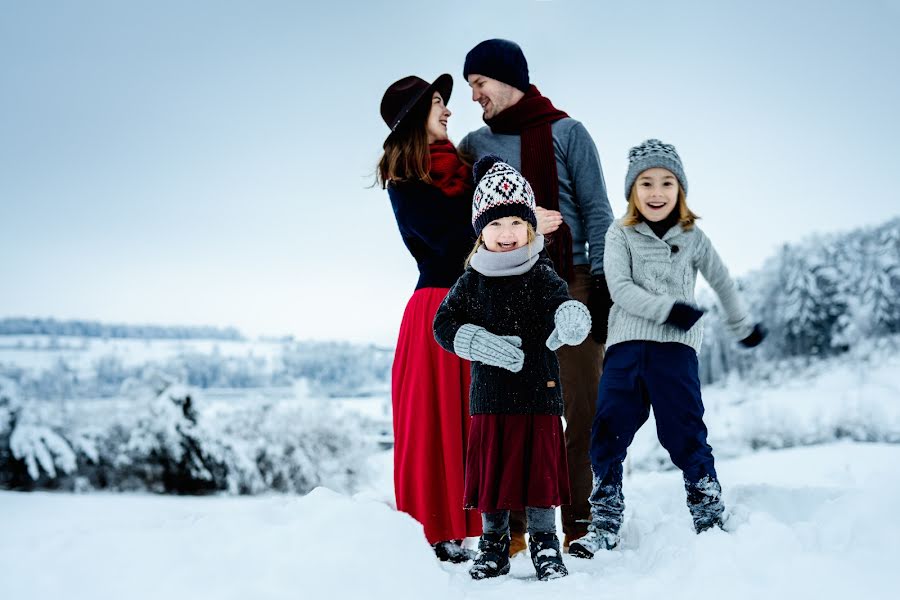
[380,74,453,145]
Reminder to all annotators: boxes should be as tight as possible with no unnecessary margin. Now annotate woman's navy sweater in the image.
[388,180,476,290]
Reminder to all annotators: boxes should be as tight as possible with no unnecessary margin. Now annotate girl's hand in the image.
[453,324,525,372]
[547,300,591,350]
[536,207,564,235]
[665,302,705,332]
[739,323,766,348]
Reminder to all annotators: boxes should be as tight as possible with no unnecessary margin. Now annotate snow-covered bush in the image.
[0,377,79,489]
[9,425,76,480]
[0,375,377,495]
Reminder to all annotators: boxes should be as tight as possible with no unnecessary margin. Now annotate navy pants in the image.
[589,341,717,486]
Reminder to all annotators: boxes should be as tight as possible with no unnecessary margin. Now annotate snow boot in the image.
[567,522,620,559]
[469,532,511,580]
[509,530,527,557]
[574,471,624,558]
[685,475,725,533]
[432,539,474,563]
[528,532,568,580]
[562,526,587,553]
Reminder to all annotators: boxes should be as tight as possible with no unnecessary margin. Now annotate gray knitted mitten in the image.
[546,300,592,350]
[453,324,524,372]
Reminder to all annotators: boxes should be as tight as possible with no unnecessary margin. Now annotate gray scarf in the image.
[470,234,545,277]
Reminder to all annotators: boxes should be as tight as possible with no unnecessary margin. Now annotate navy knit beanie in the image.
[463,39,530,92]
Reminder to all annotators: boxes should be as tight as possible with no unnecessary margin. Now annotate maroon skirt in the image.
[464,413,571,513]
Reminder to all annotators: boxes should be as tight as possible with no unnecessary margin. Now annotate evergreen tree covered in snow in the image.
[699,217,900,383]
[0,376,77,489]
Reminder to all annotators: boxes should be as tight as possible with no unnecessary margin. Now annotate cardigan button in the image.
[670,245,680,254]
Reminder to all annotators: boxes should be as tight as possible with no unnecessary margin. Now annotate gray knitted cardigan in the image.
[604,219,754,352]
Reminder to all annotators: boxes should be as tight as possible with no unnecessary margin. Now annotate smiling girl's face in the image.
[635,167,679,222]
[482,216,528,252]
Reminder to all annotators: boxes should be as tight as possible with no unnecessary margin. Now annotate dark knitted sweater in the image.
[388,180,476,290]
[433,254,571,415]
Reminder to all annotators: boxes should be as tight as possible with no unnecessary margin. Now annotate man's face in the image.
[467,74,521,119]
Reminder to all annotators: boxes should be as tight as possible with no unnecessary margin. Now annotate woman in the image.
[377,74,481,561]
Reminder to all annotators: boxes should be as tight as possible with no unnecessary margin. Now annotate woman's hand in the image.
[535,206,564,235]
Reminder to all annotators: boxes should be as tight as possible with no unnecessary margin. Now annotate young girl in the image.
[433,156,592,581]
[569,139,765,559]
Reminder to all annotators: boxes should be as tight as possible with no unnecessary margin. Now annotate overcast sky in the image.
[2,0,899,344]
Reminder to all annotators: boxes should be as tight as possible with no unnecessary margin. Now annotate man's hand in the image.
[535,206,564,235]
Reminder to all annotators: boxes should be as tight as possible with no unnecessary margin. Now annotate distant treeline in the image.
[0,318,244,341]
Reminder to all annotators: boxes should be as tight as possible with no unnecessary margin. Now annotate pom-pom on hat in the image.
[471,155,537,237]
[624,139,688,201]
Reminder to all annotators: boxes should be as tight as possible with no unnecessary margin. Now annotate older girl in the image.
[570,140,764,558]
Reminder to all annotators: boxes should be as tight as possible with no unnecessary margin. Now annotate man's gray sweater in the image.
[459,118,613,275]
[604,219,754,352]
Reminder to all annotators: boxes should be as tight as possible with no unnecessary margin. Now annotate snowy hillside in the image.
[0,333,391,397]
[2,442,897,599]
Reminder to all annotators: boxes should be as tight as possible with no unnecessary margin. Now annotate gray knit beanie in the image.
[624,139,688,201]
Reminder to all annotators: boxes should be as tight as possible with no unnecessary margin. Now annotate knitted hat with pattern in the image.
[624,139,688,201]
[471,155,537,237]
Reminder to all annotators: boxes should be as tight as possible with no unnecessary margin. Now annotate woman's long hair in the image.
[376,102,432,189]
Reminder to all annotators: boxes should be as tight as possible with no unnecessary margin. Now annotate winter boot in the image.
[572,469,625,559]
[432,539,474,563]
[567,521,621,559]
[508,531,527,557]
[528,532,568,580]
[469,532,511,580]
[562,526,587,554]
[685,475,725,533]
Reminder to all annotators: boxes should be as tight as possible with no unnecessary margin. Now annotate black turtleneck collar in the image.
[643,209,680,239]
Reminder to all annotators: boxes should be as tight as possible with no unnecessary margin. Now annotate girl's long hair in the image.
[622,185,699,230]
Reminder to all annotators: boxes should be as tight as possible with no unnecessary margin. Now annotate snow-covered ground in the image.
[2,442,897,599]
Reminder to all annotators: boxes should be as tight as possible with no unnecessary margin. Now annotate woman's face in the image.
[425,92,451,143]
[482,216,528,252]
[635,168,679,222]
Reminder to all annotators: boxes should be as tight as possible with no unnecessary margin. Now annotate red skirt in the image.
[392,287,482,544]
[464,414,571,513]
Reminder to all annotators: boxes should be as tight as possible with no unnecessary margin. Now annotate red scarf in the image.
[428,140,472,198]
[485,85,573,282]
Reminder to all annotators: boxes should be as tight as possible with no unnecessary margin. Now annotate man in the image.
[459,38,614,556]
